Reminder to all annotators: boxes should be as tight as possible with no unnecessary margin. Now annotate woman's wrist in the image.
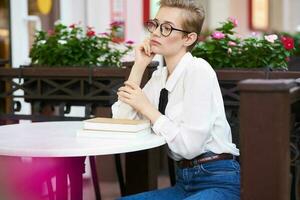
[127,63,148,85]
[141,104,162,124]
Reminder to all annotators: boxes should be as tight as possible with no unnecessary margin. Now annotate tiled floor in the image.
[83,174,171,200]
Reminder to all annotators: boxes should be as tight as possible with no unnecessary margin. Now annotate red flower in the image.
[281,36,294,50]
[69,24,76,28]
[86,30,95,37]
[47,29,55,36]
[110,21,124,27]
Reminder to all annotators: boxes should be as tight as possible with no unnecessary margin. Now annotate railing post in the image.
[238,79,296,200]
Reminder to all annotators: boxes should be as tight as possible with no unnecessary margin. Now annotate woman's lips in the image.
[150,40,161,45]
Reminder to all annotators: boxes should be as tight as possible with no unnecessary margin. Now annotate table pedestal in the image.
[125,148,160,195]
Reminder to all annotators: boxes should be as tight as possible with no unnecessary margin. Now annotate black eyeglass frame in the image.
[145,20,191,37]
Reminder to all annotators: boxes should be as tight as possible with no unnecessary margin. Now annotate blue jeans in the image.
[118,159,240,200]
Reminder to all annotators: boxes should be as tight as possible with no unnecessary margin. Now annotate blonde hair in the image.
[159,0,205,51]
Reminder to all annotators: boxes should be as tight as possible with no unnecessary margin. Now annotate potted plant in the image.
[13,21,158,113]
[29,21,133,68]
[192,17,295,70]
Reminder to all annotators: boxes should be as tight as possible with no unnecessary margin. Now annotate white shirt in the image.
[112,52,240,160]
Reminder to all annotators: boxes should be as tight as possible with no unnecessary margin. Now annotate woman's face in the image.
[149,7,188,57]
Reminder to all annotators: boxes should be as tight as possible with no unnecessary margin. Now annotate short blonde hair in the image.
[159,0,205,51]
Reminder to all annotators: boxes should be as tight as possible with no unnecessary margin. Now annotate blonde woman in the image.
[112,0,240,199]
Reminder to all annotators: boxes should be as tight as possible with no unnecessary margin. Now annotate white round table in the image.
[0,121,166,200]
[0,121,166,157]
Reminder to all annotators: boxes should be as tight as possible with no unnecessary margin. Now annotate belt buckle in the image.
[192,159,198,167]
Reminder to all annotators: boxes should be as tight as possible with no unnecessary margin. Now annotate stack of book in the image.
[77,117,151,139]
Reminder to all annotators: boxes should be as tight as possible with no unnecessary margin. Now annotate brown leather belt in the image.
[177,153,234,168]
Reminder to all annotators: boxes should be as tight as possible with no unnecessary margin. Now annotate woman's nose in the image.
[152,25,161,37]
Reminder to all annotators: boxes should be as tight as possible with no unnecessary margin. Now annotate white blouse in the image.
[112,52,239,160]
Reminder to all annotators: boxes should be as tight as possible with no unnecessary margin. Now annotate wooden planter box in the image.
[288,56,300,71]
[19,62,158,106]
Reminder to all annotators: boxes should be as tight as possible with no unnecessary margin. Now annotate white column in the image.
[126,0,145,43]
[206,0,230,30]
[282,0,291,32]
[270,0,283,31]
[289,0,300,32]
[229,0,249,36]
[10,0,31,115]
[273,0,300,32]
[86,0,110,33]
[10,0,30,68]
[60,0,87,26]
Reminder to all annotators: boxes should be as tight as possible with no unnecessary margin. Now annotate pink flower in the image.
[251,32,258,37]
[264,34,278,43]
[125,40,134,45]
[47,29,55,36]
[211,31,225,40]
[228,17,238,27]
[69,24,76,28]
[100,32,109,37]
[228,41,237,46]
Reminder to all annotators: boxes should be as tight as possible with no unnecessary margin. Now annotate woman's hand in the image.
[117,81,161,123]
[134,38,155,68]
[117,81,151,113]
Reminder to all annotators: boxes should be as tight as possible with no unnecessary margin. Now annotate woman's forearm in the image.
[127,62,148,86]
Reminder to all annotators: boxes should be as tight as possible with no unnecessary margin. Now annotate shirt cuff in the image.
[152,115,166,135]
[152,115,177,141]
[112,101,136,119]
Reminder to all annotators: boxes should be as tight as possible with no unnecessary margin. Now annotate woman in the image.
[112,0,240,199]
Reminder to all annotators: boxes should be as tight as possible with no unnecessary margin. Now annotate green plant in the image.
[293,32,300,56]
[29,21,133,67]
[192,17,295,69]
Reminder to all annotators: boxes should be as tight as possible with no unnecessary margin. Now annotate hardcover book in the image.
[77,117,151,139]
[83,117,150,132]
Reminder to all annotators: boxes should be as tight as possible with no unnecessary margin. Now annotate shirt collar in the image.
[162,52,193,92]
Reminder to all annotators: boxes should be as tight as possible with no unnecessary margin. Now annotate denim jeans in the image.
[118,159,240,200]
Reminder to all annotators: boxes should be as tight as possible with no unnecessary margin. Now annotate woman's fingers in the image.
[118,86,135,94]
[118,95,130,104]
[117,90,131,99]
[143,38,152,56]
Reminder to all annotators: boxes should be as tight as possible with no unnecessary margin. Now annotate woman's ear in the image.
[183,32,198,47]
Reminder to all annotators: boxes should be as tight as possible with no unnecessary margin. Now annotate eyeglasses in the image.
[145,20,191,37]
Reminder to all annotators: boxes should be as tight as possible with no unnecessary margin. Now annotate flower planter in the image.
[21,62,158,105]
[288,56,300,71]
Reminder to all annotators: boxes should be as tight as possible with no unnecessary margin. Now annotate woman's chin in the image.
[151,47,162,55]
